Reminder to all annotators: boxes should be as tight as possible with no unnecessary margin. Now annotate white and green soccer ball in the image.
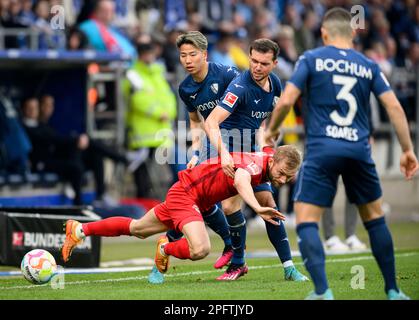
[21,249,57,285]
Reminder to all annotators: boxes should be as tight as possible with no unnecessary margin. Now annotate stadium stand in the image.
[0,0,417,213]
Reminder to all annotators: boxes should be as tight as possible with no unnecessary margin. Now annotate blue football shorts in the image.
[293,155,382,207]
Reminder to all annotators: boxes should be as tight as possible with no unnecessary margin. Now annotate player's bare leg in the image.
[61,209,168,263]
[154,220,211,274]
[255,191,308,282]
[181,221,211,260]
[358,198,410,300]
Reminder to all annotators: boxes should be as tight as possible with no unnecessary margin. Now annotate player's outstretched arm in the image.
[379,91,419,179]
[265,83,301,145]
[233,168,285,224]
[204,106,235,178]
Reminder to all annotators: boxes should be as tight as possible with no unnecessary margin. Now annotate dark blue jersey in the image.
[289,45,391,160]
[178,62,240,119]
[218,70,283,151]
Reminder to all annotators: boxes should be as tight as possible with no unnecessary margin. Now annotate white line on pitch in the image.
[1,251,417,291]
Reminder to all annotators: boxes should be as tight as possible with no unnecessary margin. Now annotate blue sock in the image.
[226,210,246,265]
[297,222,329,294]
[364,216,397,293]
[264,208,292,264]
[203,205,232,247]
[166,229,183,242]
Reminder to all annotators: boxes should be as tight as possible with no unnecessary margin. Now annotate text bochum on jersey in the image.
[290,46,391,146]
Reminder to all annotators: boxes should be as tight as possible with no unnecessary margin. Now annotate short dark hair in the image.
[249,39,279,61]
[322,7,353,38]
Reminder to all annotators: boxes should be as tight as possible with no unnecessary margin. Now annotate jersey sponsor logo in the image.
[251,111,271,119]
[210,83,219,94]
[315,58,372,80]
[326,125,359,141]
[222,92,238,108]
[196,99,219,112]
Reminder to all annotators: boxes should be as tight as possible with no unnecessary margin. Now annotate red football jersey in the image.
[178,147,274,211]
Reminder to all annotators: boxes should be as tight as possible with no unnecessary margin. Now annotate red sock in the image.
[164,238,191,259]
[82,217,132,237]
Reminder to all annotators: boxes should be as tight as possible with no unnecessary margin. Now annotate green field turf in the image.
[1,221,418,300]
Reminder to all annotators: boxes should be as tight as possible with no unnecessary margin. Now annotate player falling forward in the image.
[61,145,301,279]
[265,7,419,300]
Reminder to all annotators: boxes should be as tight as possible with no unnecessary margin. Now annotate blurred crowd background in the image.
[0,0,418,210]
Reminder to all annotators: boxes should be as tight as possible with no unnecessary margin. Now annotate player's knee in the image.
[190,242,211,260]
[222,203,241,215]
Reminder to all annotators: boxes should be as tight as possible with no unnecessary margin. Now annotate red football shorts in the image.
[154,181,204,232]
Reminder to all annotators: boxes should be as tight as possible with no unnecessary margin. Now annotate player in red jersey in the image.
[61,145,301,274]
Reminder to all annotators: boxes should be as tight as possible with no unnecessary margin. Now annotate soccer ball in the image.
[21,249,57,285]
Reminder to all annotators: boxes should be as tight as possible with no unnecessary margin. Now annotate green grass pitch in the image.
[1,221,418,300]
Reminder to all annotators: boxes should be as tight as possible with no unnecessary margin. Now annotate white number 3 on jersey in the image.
[330,75,358,126]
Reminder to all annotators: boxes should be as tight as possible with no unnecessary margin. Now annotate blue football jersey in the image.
[178,62,240,119]
[289,45,391,160]
[218,70,283,151]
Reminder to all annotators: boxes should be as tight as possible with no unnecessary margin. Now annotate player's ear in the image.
[203,50,208,61]
[351,28,356,40]
[320,27,328,44]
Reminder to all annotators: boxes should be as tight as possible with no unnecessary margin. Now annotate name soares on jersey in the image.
[315,57,374,142]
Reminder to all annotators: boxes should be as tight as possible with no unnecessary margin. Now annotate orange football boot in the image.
[61,219,84,262]
[154,235,170,273]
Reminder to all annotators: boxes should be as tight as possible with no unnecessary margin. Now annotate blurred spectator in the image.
[161,28,184,76]
[33,0,64,49]
[209,32,236,67]
[196,0,235,35]
[21,97,86,204]
[136,0,161,35]
[112,0,140,36]
[294,9,318,55]
[124,38,177,198]
[21,0,36,25]
[78,0,136,59]
[66,26,89,50]
[274,25,298,80]
[38,94,133,202]
[389,42,418,123]
[163,0,187,32]
[0,91,32,175]
[228,31,249,71]
[1,0,30,48]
